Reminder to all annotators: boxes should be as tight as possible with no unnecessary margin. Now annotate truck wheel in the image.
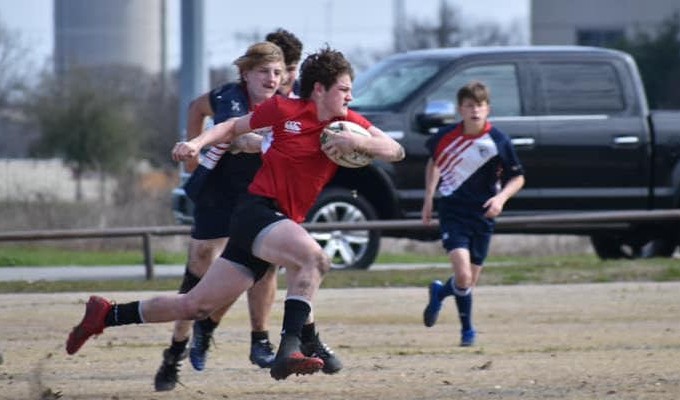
[590,234,641,259]
[591,234,678,260]
[641,236,678,258]
[306,188,380,270]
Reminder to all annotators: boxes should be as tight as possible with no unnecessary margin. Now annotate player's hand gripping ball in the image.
[321,121,373,168]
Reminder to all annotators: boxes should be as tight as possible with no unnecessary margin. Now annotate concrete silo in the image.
[54,0,164,75]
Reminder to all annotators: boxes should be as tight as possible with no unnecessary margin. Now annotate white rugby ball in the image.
[321,121,373,168]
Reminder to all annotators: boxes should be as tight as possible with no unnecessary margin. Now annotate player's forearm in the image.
[498,175,525,202]
[231,132,263,154]
[423,159,439,200]
[190,118,236,149]
[359,129,405,162]
[186,113,206,142]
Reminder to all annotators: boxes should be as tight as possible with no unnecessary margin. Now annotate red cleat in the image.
[269,351,324,380]
[66,295,112,355]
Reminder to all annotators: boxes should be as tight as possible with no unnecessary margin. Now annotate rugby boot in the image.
[66,295,112,355]
[423,280,444,327]
[250,338,276,368]
[154,348,187,391]
[270,335,323,380]
[301,333,343,374]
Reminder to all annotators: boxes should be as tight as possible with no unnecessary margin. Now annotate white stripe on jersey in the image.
[198,127,273,169]
[436,133,498,196]
[199,143,229,169]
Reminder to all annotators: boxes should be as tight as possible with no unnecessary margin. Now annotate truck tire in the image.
[590,233,678,260]
[640,236,678,258]
[590,234,641,259]
[306,188,380,270]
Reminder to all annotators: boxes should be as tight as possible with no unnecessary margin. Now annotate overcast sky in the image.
[0,0,529,72]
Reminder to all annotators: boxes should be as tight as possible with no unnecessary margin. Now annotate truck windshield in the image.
[351,58,446,111]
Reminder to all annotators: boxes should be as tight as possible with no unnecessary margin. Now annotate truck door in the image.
[532,59,650,211]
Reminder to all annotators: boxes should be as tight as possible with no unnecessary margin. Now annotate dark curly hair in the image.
[299,46,354,100]
[265,28,303,66]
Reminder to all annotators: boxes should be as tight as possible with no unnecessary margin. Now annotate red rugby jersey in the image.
[248,96,371,222]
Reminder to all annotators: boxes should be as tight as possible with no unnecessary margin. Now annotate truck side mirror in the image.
[415,100,456,134]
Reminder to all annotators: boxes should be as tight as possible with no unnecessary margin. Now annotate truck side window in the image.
[427,64,521,117]
[537,62,625,114]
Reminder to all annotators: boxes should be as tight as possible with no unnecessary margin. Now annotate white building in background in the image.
[0,159,115,202]
[53,0,164,74]
[531,0,680,46]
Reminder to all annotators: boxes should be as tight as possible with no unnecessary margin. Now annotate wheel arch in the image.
[324,164,400,220]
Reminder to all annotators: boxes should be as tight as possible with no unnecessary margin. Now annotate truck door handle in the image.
[511,137,535,147]
[613,136,639,145]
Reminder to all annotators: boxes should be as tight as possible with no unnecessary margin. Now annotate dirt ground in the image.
[1,282,679,400]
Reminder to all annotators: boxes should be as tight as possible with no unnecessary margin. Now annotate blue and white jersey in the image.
[425,121,524,212]
[184,83,261,206]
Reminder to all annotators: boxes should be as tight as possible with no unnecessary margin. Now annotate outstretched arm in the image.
[229,132,264,154]
[172,114,253,162]
[183,93,214,172]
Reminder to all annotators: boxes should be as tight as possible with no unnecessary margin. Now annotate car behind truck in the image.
[173,45,680,269]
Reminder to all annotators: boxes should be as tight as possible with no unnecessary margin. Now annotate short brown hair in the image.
[457,81,490,105]
[233,42,284,76]
[298,46,354,100]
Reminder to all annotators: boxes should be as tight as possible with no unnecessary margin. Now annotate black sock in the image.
[179,268,201,294]
[301,322,316,343]
[105,302,142,326]
[196,317,219,334]
[251,330,269,343]
[281,299,311,339]
[169,338,189,356]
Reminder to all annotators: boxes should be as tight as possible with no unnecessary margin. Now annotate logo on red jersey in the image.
[284,120,302,134]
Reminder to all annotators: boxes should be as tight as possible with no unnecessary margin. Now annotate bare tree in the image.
[25,68,141,201]
[0,19,29,108]
[400,0,522,50]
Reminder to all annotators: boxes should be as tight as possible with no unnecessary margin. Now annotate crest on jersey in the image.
[231,100,241,112]
[284,120,302,134]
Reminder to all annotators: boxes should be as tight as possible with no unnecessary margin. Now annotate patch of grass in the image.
[0,245,185,267]
[1,255,678,293]
[0,244,450,267]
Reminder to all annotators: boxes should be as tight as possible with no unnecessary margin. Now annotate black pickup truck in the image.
[173,45,680,269]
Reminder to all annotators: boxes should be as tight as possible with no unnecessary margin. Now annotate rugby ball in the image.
[321,121,373,168]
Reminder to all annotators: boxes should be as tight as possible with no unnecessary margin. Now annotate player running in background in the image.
[421,81,524,347]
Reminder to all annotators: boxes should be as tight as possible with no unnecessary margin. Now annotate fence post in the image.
[142,233,154,280]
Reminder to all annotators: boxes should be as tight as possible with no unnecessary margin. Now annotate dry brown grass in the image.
[1,282,679,399]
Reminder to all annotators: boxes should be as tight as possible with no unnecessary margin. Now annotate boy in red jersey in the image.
[65,47,405,381]
[153,30,316,393]
[421,81,524,347]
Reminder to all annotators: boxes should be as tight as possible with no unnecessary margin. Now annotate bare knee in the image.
[311,249,331,275]
[180,295,214,320]
[455,273,473,289]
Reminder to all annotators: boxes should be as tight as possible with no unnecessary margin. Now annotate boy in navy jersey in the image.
[421,81,524,347]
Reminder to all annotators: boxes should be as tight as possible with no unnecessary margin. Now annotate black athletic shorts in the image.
[191,203,236,240]
[221,194,287,281]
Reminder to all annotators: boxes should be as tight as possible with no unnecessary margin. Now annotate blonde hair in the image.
[233,42,284,77]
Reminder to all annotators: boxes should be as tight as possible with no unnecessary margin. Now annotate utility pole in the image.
[178,0,207,143]
[393,0,407,52]
[160,0,167,98]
